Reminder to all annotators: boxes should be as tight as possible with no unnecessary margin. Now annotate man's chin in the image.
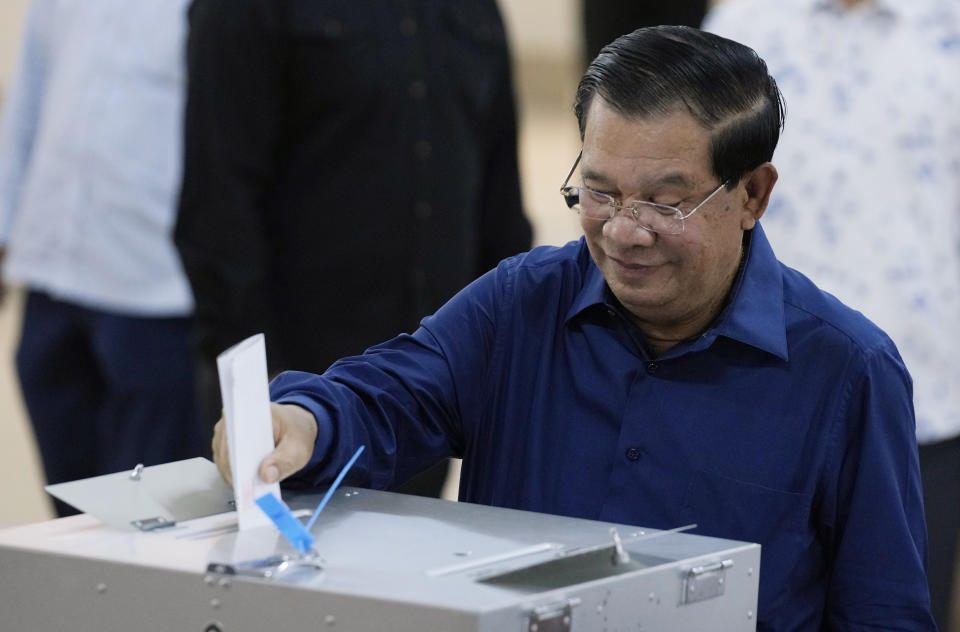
[608,284,672,317]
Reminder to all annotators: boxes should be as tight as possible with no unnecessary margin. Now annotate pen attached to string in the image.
[255,445,366,554]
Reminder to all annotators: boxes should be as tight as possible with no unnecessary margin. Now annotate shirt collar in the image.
[566,224,788,360]
[565,242,611,322]
[713,223,788,360]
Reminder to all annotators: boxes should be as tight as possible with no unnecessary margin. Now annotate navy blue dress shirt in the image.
[271,225,933,630]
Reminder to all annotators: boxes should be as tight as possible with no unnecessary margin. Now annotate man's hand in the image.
[211,402,319,486]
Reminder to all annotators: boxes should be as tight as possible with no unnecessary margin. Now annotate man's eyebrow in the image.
[653,173,695,188]
[580,167,613,186]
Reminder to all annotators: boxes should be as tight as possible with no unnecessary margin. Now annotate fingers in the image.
[212,402,318,486]
[211,415,232,485]
[259,403,318,484]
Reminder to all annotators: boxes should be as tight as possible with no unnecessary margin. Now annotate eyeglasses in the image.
[559,151,728,235]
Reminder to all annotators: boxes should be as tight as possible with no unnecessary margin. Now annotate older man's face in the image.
[580,99,763,342]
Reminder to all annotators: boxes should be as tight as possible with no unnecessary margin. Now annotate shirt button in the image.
[414,201,432,219]
[626,447,642,461]
[605,307,617,318]
[408,80,427,100]
[413,140,432,160]
[646,362,659,375]
[399,17,418,37]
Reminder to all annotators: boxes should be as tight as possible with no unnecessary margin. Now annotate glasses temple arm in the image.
[560,150,583,190]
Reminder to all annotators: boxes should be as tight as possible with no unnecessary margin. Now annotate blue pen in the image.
[306,445,365,532]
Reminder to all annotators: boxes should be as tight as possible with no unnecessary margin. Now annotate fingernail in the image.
[263,465,279,483]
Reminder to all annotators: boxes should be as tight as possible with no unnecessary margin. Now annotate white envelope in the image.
[217,333,281,530]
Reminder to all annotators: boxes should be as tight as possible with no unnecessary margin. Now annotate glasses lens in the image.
[639,203,684,234]
[560,186,687,234]
[578,188,614,220]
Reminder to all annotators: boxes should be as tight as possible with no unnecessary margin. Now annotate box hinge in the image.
[527,597,580,631]
[682,559,733,605]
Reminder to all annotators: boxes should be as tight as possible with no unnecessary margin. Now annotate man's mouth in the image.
[609,255,663,272]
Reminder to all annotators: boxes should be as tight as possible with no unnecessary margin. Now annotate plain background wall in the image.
[0,0,48,526]
[0,0,31,90]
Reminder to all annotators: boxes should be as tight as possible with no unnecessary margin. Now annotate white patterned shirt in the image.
[0,0,193,316]
[706,0,960,443]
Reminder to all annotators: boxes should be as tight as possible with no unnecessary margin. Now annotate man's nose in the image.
[603,213,657,245]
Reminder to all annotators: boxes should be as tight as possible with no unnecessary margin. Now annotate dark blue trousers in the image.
[15,291,207,516]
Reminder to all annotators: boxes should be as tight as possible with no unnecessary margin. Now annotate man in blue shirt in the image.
[212,26,934,630]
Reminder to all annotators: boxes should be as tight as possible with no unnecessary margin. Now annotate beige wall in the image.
[499,0,579,63]
[0,0,31,94]
[498,0,728,60]
[496,0,727,63]
[0,0,51,527]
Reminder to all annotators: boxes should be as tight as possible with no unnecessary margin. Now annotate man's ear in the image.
[739,162,778,230]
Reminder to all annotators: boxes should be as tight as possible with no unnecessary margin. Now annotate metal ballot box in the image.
[0,473,761,631]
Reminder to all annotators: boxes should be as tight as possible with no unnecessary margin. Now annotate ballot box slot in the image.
[477,545,671,592]
[426,542,563,577]
[474,526,684,593]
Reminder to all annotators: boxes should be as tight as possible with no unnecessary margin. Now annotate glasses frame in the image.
[559,151,729,235]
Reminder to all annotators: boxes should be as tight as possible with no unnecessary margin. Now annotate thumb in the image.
[260,460,289,483]
[258,403,317,484]
[259,460,281,485]
[259,441,303,484]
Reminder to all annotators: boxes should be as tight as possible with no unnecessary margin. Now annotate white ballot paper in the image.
[217,333,280,530]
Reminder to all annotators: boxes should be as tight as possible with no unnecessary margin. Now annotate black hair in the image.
[574,25,785,187]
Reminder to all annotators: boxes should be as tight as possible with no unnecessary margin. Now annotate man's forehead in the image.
[581,104,712,187]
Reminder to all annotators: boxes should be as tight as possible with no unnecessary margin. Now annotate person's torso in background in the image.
[2,0,193,316]
[263,0,524,370]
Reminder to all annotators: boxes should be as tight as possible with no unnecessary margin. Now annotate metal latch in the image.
[682,559,733,605]
[126,463,178,531]
[527,598,580,632]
